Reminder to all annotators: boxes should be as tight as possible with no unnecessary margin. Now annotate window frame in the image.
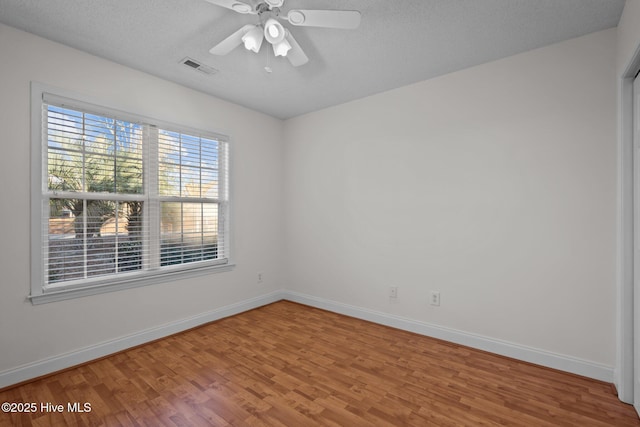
[30,83,234,305]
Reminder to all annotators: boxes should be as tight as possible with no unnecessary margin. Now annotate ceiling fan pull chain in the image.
[265,43,273,73]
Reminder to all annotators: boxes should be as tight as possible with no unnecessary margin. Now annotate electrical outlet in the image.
[257,272,264,284]
[389,286,398,298]
[430,291,440,306]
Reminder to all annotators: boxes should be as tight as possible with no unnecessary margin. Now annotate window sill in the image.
[29,263,235,305]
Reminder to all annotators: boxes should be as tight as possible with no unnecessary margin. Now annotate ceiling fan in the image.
[205,0,361,67]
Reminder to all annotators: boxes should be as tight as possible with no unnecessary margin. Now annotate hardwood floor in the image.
[1,300,638,426]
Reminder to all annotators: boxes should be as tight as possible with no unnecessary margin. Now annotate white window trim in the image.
[29,82,234,305]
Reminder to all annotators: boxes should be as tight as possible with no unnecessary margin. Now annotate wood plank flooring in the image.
[1,300,638,426]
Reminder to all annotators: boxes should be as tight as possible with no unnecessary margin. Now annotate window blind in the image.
[157,129,228,267]
[39,94,229,291]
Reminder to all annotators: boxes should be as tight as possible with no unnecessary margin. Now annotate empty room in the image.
[1,0,640,425]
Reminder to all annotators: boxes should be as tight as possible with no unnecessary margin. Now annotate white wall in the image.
[0,24,284,379]
[284,29,618,368]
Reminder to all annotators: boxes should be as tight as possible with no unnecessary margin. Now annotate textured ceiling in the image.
[0,0,626,119]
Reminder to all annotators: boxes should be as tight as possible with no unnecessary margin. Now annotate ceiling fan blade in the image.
[209,24,254,55]
[284,30,308,67]
[204,0,255,14]
[285,10,361,29]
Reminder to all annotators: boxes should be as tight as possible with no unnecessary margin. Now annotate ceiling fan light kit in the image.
[205,0,361,67]
[264,18,285,44]
[241,25,264,52]
[273,37,291,57]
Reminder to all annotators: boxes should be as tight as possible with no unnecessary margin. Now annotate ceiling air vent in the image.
[180,57,218,75]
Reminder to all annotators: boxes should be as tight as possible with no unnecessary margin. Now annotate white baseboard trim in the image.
[0,289,614,389]
[282,291,614,383]
[0,291,285,390]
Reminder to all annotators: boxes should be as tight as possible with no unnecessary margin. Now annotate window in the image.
[30,86,232,304]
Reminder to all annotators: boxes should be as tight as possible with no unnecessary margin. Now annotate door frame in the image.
[618,44,640,406]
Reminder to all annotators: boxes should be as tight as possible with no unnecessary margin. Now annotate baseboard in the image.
[282,291,615,383]
[0,289,614,390]
[0,290,285,390]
